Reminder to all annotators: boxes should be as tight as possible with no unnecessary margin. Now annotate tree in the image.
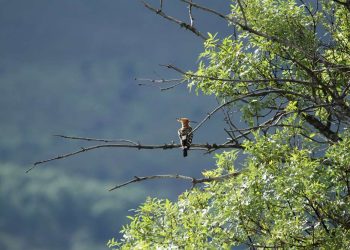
[33,0,350,248]
[106,0,350,248]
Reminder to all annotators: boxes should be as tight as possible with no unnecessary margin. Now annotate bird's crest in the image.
[177,118,190,128]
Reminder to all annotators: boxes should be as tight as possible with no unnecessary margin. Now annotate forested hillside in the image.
[0,1,229,249]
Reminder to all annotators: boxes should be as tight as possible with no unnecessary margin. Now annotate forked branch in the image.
[142,0,207,40]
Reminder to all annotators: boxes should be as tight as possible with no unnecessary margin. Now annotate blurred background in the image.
[0,1,231,249]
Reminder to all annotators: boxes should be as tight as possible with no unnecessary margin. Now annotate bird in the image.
[177,118,193,157]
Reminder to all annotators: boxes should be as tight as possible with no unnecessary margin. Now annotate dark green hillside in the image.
[0,1,229,249]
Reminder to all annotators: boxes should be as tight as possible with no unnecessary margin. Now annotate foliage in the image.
[110,0,350,248]
[110,129,350,249]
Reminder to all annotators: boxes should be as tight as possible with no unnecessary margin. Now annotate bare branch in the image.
[159,81,185,91]
[136,78,183,83]
[53,135,139,145]
[142,0,207,40]
[109,171,241,191]
[136,77,186,91]
[28,142,244,172]
[138,80,185,91]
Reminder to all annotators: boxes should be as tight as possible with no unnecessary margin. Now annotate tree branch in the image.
[136,77,183,84]
[142,0,207,40]
[136,77,186,91]
[190,88,313,136]
[28,142,243,172]
[109,171,241,191]
[302,113,341,143]
[53,135,139,145]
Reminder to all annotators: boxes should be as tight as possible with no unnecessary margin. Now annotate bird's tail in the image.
[183,148,188,157]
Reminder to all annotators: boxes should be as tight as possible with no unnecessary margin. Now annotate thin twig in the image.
[136,78,183,83]
[53,135,139,145]
[160,81,185,91]
[137,80,185,91]
[109,171,241,191]
[136,76,186,91]
[188,0,194,27]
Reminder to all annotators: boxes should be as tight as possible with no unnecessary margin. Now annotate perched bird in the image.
[177,118,193,157]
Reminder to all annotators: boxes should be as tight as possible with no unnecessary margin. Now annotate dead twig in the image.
[53,135,139,145]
